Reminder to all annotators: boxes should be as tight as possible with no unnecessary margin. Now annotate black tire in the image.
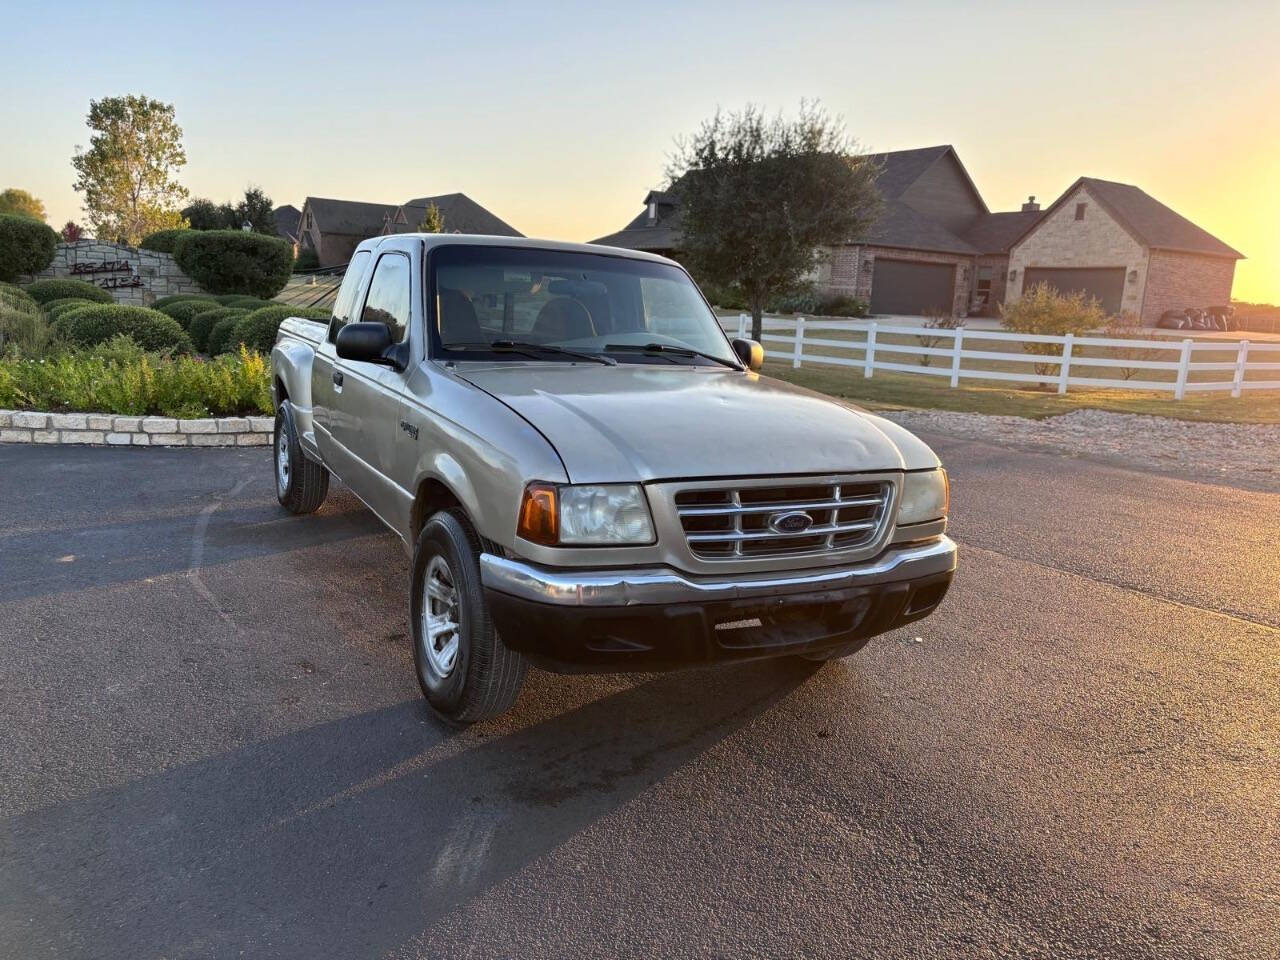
[274,401,329,514]
[410,509,528,725]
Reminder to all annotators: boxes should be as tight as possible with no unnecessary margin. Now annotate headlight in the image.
[518,483,655,546]
[897,469,949,525]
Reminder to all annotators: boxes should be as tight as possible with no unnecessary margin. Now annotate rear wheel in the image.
[411,509,528,724]
[274,401,329,514]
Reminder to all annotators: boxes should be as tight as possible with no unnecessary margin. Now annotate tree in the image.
[667,102,881,341]
[235,186,276,234]
[418,201,445,233]
[182,198,226,230]
[61,221,84,242]
[0,189,47,221]
[71,94,189,245]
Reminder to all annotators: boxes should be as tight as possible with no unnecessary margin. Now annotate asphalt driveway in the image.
[0,436,1276,959]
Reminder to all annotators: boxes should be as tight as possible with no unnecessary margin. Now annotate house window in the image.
[305,211,314,230]
[976,266,993,294]
[647,202,657,224]
[1075,203,1087,221]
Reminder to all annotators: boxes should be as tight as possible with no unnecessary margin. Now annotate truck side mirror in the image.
[732,338,764,371]
[335,322,407,370]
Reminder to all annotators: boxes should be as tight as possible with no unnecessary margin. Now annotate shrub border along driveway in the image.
[0,410,272,447]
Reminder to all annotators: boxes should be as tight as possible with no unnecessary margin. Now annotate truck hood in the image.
[454,364,937,483]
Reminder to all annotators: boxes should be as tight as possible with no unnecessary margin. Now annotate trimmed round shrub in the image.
[0,281,41,316]
[152,293,216,310]
[24,277,115,305]
[49,298,98,322]
[206,315,243,356]
[0,215,58,283]
[189,307,246,352]
[173,230,293,298]
[231,305,330,353]
[59,304,194,353]
[138,228,190,253]
[158,298,223,328]
[216,295,273,309]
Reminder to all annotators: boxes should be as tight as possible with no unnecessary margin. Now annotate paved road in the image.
[0,437,1275,959]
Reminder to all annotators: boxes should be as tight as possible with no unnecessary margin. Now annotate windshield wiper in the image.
[447,340,616,366]
[603,342,742,370]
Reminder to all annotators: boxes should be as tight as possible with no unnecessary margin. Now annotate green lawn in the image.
[764,360,1280,424]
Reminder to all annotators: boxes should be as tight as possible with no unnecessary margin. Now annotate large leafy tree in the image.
[235,186,276,234]
[71,95,189,245]
[668,102,880,341]
[0,188,47,221]
[182,198,225,230]
[183,187,276,234]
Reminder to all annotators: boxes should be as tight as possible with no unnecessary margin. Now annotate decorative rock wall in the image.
[24,239,208,306]
[0,410,272,447]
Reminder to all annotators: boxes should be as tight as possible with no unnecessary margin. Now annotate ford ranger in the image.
[271,235,956,723]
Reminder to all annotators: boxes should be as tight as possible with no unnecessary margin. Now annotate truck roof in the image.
[353,233,680,266]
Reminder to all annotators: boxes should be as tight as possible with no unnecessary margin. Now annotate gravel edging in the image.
[882,407,1280,491]
[0,410,272,447]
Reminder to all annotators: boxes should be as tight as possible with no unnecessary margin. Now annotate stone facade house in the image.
[1004,177,1243,323]
[593,146,1242,320]
[296,193,523,267]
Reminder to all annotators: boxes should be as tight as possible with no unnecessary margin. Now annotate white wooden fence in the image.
[723,315,1280,399]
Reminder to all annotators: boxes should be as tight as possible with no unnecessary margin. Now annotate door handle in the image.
[332,370,344,387]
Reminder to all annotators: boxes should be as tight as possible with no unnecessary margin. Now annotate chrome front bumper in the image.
[479,536,957,607]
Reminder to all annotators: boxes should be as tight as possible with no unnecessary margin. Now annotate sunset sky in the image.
[4,0,1278,302]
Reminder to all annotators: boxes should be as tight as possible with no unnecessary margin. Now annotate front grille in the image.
[675,479,891,559]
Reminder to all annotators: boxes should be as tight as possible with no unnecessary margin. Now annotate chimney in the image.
[1021,195,1040,212]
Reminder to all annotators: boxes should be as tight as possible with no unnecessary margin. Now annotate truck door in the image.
[326,248,415,527]
[313,249,371,460]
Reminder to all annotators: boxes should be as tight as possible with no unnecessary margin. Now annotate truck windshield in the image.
[430,245,739,366]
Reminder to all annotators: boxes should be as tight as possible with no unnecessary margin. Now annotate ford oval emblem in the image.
[768,511,814,534]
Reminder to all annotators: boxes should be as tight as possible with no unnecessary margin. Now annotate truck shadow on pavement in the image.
[2,660,821,959]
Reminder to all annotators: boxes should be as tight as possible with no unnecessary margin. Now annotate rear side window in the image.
[360,253,412,342]
[328,250,372,343]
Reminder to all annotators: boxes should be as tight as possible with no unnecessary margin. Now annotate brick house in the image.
[296,193,523,267]
[593,146,1241,319]
[1004,177,1243,323]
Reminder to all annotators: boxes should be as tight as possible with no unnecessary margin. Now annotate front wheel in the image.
[274,401,329,514]
[410,509,528,725]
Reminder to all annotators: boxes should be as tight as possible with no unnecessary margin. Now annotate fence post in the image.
[864,322,877,378]
[1174,338,1193,399]
[1231,339,1250,398]
[949,327,964,388]
[737,313,747,339]
[792,317,806,369]
[1058,333,1074,395]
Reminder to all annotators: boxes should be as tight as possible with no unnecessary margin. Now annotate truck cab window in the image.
[328,250,372,343]
[361,253,411,342]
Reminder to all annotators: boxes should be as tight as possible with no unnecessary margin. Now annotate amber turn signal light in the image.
[517,483,559,545]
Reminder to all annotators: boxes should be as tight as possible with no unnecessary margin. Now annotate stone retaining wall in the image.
[23,240,208,306]
[0,410,272,447]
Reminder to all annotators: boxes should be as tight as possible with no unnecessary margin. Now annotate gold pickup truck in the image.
[271,235,955,723]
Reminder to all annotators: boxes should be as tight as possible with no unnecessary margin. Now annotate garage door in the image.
[870,259,956,316]
[1022,267,1126,315]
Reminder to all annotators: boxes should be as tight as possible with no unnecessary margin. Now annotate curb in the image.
[0,410,273,448]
